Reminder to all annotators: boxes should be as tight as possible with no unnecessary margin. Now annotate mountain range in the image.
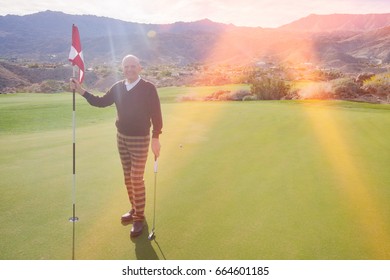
[1,10,390,92]
[0,10,390,69]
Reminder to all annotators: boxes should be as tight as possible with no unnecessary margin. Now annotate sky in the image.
[0,0,390,28]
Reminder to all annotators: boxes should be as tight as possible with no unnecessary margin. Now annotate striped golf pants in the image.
[117,132,150,222]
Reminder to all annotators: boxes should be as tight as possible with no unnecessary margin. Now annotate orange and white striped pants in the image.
[117,132,150,222]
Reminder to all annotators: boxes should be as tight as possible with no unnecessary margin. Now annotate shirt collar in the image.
[125,76,141,91]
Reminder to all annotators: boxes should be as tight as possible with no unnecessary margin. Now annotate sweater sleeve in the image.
[149,86,163,139]
[82,84,117,108]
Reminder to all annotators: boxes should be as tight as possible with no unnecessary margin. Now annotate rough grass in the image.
[1,89,390,260]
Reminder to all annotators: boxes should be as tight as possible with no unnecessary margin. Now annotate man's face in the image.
[122,57,142,82]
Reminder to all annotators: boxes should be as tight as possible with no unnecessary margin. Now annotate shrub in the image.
[202,89,252,101]
[250,76,290,100]
[361,73,390,97]
[229,90,251,101]
[331,78,361,99]
[283,89,300,100]
[355,73,375,86]
[204,90,230,101]
[313,69,344,81]
[159,70,172,77]
[24,80,67,93]
[298,82,333,99]
[39,80,64,93]
[28,63,39,69]
[242,95,257,101]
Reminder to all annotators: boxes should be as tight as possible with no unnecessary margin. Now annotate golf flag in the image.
[68,24,85,83]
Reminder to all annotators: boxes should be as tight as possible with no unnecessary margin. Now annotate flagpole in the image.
[69,23,83,260]
[69,66,79,261]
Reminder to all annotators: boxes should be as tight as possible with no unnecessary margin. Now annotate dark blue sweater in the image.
[83,79,162,138]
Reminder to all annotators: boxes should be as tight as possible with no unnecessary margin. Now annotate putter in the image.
[148,157,158,240]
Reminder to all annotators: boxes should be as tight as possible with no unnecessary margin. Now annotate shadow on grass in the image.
[129,222,167,260]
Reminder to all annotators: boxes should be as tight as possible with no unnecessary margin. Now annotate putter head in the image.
[148,231,155,240]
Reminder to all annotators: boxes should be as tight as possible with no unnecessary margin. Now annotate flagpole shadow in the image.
[153,238,167,260]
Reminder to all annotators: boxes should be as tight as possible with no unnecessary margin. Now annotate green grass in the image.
[0,93,116,134]
[159,84,250,102]
[1,88,390,260]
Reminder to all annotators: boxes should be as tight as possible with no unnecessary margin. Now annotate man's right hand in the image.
[69,78,85,95]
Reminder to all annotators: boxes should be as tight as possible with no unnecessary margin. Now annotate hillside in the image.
[280,13,390,32]
[1,11,390,92]
[1,11,390,65]
[0,11,233,64]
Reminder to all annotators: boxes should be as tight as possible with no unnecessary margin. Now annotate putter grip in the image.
[154,160,158,173]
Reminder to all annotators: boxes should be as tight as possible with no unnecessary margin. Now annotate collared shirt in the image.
[125,76,141,91]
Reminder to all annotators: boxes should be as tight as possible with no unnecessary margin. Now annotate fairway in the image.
[1,89,390,260]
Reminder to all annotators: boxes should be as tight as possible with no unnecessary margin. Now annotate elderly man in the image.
[70,55,162,238]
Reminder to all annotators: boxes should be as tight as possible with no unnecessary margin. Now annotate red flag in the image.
[69,24,85,83]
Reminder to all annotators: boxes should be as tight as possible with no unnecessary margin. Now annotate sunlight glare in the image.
[303,104,390,258]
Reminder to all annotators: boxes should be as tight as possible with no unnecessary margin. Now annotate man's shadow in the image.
[125,221,167,260]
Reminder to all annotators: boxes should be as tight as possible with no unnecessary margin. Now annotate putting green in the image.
[1,91,389,259]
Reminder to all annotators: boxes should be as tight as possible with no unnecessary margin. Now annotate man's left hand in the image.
[151,138,161,159]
